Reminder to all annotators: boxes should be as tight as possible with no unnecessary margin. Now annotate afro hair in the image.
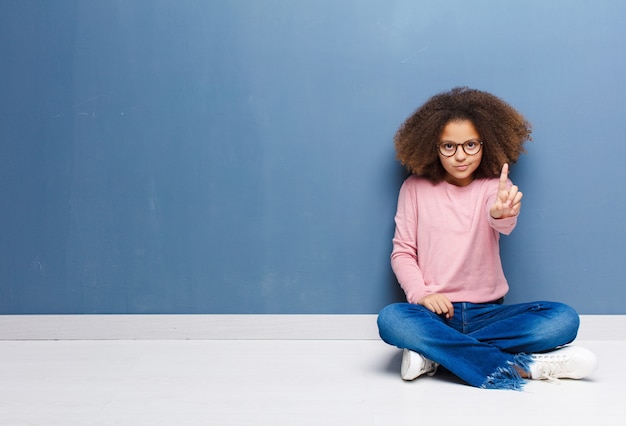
[394,87,532,182]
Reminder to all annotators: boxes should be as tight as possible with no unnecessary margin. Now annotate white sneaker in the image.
[400,349,438,381]
[529,346,598,381]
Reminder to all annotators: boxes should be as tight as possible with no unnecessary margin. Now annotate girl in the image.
[377,87,597,390]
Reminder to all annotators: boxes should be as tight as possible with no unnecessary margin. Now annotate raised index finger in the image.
[498,163,509,192]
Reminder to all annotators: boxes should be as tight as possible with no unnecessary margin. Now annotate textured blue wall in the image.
[1,0,625,314]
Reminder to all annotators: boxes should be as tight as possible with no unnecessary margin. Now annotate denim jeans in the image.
[377,301,580,390]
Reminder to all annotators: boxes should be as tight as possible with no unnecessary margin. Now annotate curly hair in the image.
[394,87,532,182]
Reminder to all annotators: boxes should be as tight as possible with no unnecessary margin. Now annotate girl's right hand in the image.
[418,294,454,319]
[490,163,523,219]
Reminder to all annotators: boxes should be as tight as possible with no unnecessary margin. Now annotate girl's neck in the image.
[444,174,475,187]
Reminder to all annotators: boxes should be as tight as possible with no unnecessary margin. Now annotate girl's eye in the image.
[466,141,477,149]
[443,143,454,150]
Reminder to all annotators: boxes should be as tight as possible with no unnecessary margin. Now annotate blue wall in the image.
[1,0,625,314]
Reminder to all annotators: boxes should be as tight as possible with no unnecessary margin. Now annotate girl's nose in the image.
[454,147,467,161]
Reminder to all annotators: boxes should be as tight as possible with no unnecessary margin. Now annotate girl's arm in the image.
[390,180,429,304]
[391,190,454,317]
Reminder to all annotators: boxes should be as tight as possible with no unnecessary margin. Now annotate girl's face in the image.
[438,120,483,187]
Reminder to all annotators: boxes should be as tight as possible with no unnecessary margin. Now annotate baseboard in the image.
[0,315,377,340]
[0,314,624,341]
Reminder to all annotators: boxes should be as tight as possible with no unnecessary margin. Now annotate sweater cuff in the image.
[488,214,517,235]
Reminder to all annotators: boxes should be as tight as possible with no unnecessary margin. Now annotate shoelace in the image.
[532,353,570,384]
[421,360,438,376]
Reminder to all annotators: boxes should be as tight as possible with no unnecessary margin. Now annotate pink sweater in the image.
[391,175,517,304]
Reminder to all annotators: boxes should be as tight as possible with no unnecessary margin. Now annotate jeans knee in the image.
[557,303,580,343]
[540,302,580,345]
[377,302,429,346]
[377,303,403,340]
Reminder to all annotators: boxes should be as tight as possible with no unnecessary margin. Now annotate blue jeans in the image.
[377,301,580,390]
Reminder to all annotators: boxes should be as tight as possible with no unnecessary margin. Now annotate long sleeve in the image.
[390,179,427,304]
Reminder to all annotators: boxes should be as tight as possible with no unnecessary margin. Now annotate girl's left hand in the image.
[490,163,523,219]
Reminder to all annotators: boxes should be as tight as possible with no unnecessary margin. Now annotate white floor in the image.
[0,338,623,425]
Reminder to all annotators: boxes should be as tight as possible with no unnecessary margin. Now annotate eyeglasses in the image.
[438,140,483,157]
